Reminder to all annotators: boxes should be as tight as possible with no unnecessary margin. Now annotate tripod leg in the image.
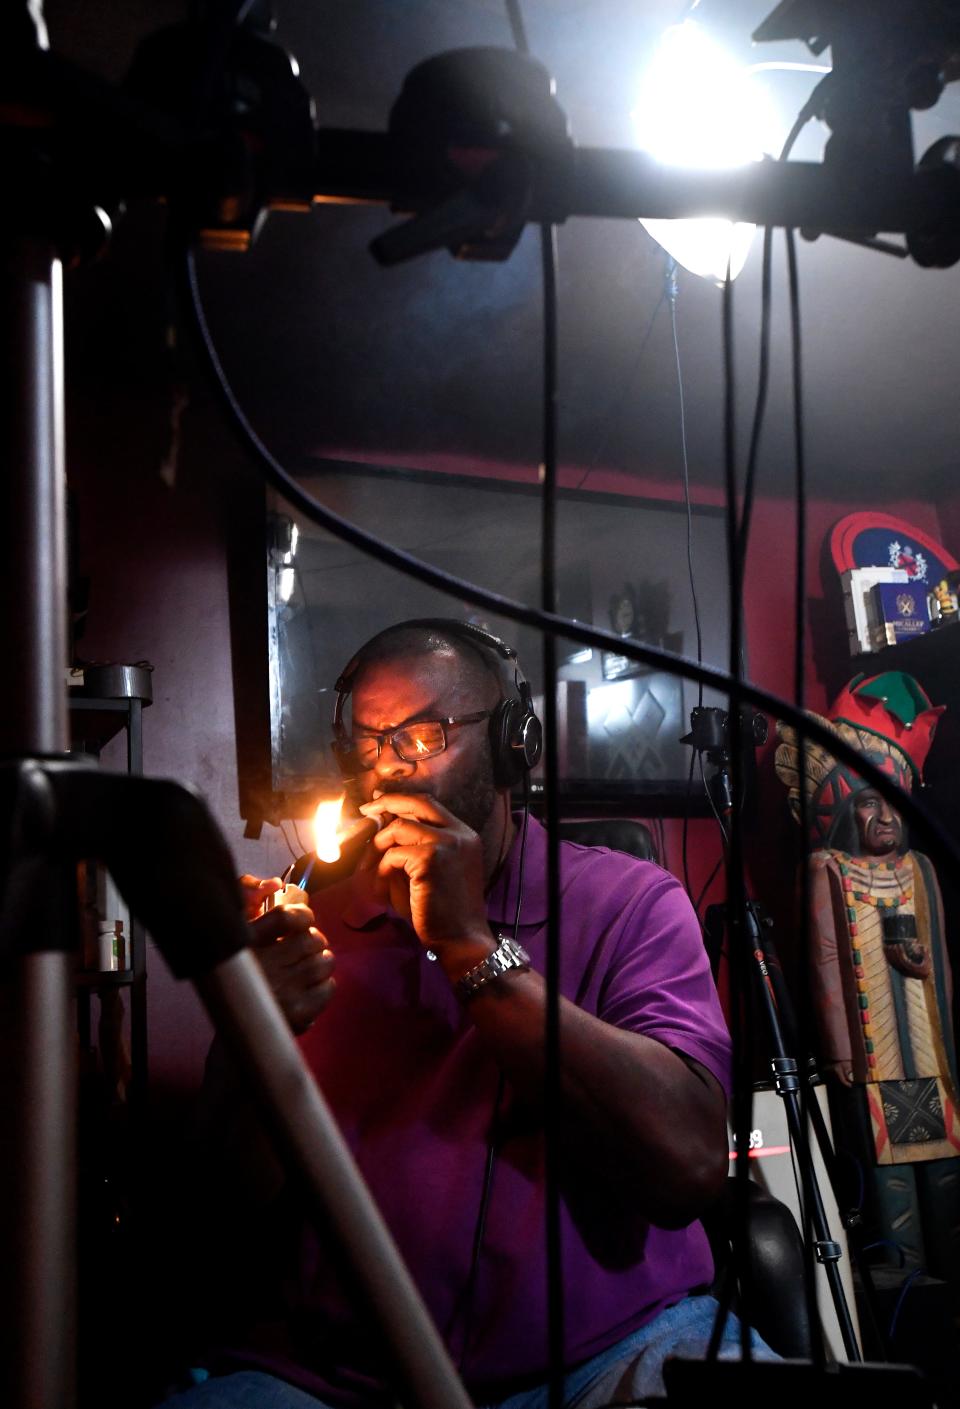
[0,863,79,1409]
[9,761,476,1409]
[743,905,863,1361]
[803,1078,891,1358]
[1,223,73,1409]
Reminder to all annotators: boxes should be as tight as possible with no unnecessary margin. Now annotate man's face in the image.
[345,648,501,838]
[852,788,904,857]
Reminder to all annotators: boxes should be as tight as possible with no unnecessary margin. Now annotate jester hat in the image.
[774,672,944,848]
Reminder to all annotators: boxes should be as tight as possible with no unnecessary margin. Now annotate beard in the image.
[437,764,499,839]
[344,752,500,840]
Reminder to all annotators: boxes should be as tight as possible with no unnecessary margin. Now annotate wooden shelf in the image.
[852,624,960,696]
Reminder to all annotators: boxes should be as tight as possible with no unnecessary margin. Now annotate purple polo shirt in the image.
[265,816,730,1404]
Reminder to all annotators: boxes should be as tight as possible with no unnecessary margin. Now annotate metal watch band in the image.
[457,934,531,999]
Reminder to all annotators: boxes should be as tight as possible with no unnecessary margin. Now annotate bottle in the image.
[93,919,123,972]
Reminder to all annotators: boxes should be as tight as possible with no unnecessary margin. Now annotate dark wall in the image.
[67,204,291,1096]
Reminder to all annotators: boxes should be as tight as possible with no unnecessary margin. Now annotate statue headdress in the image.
[774,672,943,849]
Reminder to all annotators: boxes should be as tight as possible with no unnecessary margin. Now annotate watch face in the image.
[503,939,531,968]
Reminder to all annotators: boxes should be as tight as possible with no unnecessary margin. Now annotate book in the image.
[841,567,909,653]
[871,582,930,648]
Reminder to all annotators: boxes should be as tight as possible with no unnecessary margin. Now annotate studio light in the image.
[632,19,783,282]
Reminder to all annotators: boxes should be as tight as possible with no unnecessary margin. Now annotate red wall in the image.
[687,488,950,980]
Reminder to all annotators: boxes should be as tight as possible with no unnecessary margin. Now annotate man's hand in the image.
[823,1060,856,1087]
[358,793,493,959]
[239,873,283,921]
[239,877,335,1033]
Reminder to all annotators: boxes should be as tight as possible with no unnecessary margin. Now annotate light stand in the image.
[0,214,75,1409]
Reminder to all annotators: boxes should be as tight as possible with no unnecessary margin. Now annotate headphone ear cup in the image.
[489,698,542,788]
[489,700,520,788]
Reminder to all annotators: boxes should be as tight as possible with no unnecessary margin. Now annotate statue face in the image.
[852,788,903,857]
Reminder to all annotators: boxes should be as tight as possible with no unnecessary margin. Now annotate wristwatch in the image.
[457,934,531,999]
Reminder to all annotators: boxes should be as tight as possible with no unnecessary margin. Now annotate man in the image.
[172,621,764,1408]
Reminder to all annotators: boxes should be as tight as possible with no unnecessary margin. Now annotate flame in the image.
[313,794,345,863]
[415,736,429,754]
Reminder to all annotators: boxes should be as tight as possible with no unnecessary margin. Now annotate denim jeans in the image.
[160,1295,777,1407]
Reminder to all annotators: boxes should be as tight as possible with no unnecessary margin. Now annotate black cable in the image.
[668,257,706,914]
[276,821,299,862]
[889,1268,924,1342]
[539,206,566,1409]
[737,107,817,584]
[785,224,832,1368]
[654,816,666,870]
[711,254,755,1366]
[514,782,531,939]
[505,0,530,55]
[503,8,564,1399]
[667,258,704,699]
[787,223,806,780]
[862,1239,905,1270]
[457,792,531,1373]
[780,80,828,167]
[456,1080,506,1375]
[698,752,730,851]
[680,752,697,904]
[736,223,773,575]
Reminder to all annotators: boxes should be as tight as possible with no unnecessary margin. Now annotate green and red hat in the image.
[827,672,943,786]
[775,671,943,848]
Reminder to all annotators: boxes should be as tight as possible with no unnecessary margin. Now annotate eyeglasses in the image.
[335,710,492,772]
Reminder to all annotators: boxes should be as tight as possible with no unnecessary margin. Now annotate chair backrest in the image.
[555,818,656,862]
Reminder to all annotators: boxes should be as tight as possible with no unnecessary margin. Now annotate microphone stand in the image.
[700,749,863,1364]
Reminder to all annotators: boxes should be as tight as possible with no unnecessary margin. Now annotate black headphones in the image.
[331,618,543,789]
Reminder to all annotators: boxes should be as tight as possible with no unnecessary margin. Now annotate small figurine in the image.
[775,672,959,1290]
[928,578,959,626]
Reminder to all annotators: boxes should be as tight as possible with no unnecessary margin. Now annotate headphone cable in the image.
[456,783,530,1374]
